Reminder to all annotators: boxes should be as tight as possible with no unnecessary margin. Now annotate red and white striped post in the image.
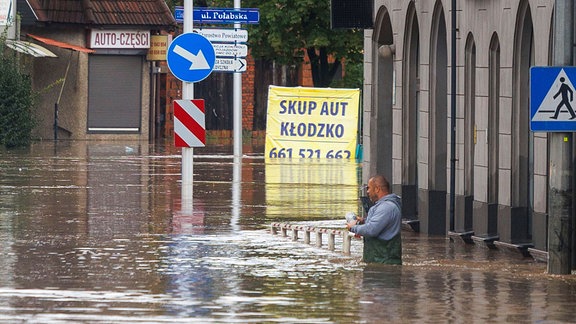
[174,99,206,148]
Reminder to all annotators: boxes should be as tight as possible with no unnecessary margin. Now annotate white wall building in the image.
[363,0,553,252]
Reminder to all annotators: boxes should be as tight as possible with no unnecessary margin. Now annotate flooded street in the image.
[1,140,576,323]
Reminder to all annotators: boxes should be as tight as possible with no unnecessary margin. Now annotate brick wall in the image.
[299,51,314,87]
[164,66,181,139]
[242,50,255,130]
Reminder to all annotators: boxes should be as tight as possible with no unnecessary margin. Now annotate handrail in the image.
[270,223,357,255]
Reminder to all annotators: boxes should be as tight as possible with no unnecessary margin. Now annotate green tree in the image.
[166,0,364,88]
[243,0,363,88]
[0,39,37,148]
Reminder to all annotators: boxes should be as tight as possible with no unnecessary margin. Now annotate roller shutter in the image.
[88,55,142,133]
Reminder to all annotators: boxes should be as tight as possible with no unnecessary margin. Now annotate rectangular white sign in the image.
[214,58,247,72]
[0,0,12,26]
[194,28,248,43]
[90,29,150,49]
[213,43,248,58]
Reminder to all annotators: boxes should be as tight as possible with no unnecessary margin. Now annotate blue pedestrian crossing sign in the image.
[531,66,576,132]
[167,33,216,83]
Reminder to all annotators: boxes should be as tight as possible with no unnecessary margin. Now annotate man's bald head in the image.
[367,175,390,202]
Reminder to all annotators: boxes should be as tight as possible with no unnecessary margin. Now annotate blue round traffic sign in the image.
[167,33,216,82]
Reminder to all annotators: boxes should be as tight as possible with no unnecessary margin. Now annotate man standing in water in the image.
[347,175,402,264]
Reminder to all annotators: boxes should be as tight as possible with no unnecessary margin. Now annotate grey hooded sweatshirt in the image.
[350,193,402,241]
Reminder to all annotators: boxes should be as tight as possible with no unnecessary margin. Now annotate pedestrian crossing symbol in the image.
[531,66,576,131]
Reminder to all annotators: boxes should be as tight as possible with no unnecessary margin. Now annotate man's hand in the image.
[346,220,357,230]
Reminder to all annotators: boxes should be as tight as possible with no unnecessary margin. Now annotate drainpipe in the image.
[449,0,457,231]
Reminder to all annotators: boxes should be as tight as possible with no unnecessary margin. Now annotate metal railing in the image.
[270,223,358,255]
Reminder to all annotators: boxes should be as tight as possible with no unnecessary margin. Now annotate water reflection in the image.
[264,158,361,220]
[0,141,575,323]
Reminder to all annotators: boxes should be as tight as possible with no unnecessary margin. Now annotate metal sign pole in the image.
[233,0,242,158]
[548,0,574,274]
[182,0,194,207]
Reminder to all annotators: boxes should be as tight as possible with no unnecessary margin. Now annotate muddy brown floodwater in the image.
[0,140,575,323]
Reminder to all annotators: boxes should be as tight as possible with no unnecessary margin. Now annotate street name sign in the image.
[214,58,247,72]
[531,66,576,132]
[175,7,260,24]
[194,28,248,43]
[166,33,215,83]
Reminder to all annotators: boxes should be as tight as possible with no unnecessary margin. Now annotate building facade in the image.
[363,0,553,252]
[15,0,175,141]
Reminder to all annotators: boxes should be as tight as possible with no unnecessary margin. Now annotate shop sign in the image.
[147,35,171,61]
[90,29,150,49]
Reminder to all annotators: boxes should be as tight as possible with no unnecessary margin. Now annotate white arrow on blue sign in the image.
[531,66,576,132]
[167,33,215,83]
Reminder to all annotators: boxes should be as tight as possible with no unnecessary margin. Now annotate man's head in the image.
[367,175,390,202]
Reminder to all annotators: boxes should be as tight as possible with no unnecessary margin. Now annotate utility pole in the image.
[449,0,456,232]
[233,0,242,158]
[548,0,573,274]
[181,0,194,207]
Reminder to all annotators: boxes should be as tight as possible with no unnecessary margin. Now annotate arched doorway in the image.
[506,0,534,243]
[366,6,394,185]
[461,33,476,232]
[401,2,420,221]
[486,33,500,237]
[425,1,448,235]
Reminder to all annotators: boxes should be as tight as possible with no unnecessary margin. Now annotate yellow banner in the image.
[265,86,360,159]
